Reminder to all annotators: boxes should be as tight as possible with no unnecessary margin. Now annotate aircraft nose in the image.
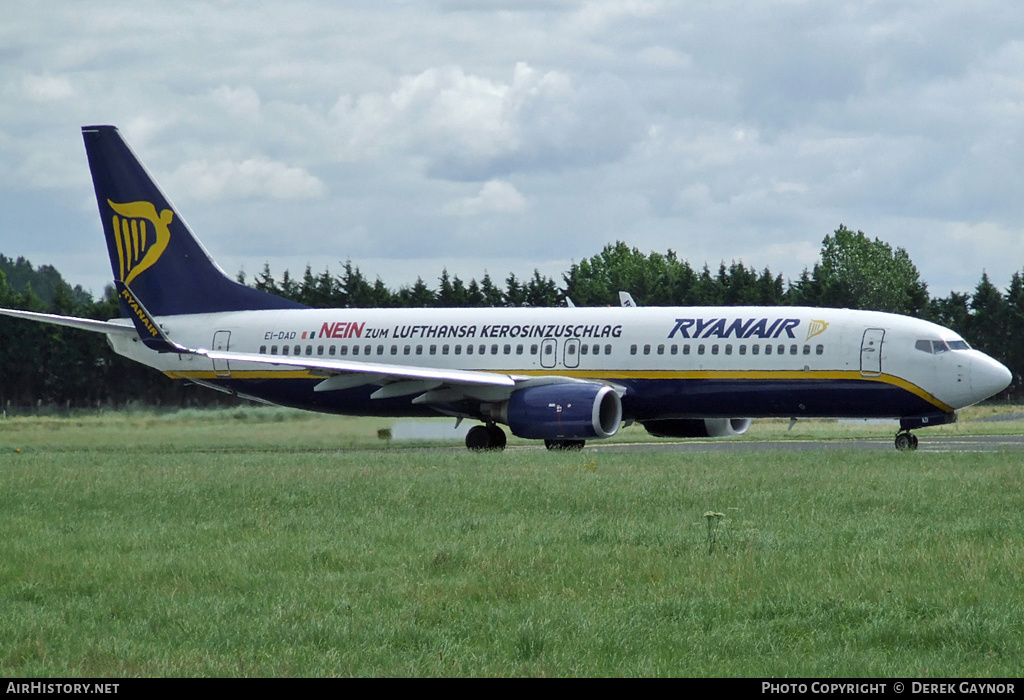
[971,353,1013,401]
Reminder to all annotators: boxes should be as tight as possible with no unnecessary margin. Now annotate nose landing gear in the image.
[894,430,919,451]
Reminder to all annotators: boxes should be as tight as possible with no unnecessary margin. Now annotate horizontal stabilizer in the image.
[0,307,136,335]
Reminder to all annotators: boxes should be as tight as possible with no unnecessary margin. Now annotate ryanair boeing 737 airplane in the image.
[0,126,1012,451]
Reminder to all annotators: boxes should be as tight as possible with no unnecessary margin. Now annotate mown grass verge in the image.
[1,410,1022,676]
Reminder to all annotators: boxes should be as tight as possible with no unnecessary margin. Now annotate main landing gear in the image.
[894,430,919,451]
[463,424,587,451]
[465,423,507,451]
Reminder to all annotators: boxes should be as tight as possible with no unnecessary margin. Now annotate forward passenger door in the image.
[860,328,884,377]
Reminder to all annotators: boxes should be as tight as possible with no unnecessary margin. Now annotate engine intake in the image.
[501,383,622,440]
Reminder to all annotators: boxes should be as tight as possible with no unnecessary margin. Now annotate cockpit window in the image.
[917,338,970,353]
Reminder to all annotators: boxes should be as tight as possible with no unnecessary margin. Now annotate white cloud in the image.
[23,74,76,101]
[170,157,326,201]
[571,0,666,34]
[636,46,692,69]
[328,61,640,179]
[210,85,262,120]
[444,180,527,216]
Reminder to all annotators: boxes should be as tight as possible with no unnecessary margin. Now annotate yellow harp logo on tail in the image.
[108,200,173,285]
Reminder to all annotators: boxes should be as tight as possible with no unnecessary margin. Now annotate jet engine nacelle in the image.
[642,418,752,438]
[501,383,623,440]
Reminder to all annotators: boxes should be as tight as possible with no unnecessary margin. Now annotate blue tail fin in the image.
[82,125,306,316]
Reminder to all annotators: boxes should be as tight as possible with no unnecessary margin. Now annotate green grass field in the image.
[1,408,1023,677]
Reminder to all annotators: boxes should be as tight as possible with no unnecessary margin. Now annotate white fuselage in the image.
[106,305,1009,421]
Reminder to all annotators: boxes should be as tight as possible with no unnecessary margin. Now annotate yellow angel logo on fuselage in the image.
[806,319,829,341]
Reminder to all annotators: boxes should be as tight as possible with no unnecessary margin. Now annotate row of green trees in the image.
[248,226,928,313]
[2,225,1023,408]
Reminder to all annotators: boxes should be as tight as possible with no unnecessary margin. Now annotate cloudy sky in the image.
[3,0,1024,301]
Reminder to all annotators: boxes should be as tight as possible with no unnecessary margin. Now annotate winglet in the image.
[114,281,190,353]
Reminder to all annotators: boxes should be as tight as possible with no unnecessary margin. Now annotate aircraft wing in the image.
[40,283,603,406]
[200,347,518,401]
[0,307,137,335]
[0,303,521,402]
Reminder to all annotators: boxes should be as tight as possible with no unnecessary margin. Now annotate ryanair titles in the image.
[119,286,160,338]
[668,317,801,340]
